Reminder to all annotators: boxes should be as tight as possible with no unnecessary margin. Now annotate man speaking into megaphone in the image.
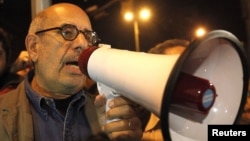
[78,30,249,141]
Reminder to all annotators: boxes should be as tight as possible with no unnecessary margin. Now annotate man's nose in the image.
[73,33,89,52]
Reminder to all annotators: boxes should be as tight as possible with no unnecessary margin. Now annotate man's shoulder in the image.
[0,88,18,106]
[0,81,25,105]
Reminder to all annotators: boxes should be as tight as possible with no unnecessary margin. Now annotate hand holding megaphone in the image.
[97,82,121,123]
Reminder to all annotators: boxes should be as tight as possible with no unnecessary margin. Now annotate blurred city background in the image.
[0,0,248,63]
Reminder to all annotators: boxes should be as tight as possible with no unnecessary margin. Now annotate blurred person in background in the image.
[10,50,33,77]
[240,79,250,124]
[0,27,24,95]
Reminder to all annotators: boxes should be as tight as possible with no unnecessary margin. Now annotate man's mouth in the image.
[65,61,79,67]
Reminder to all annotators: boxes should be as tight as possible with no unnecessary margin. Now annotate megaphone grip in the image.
[172,72,217,114]
[97,82,121,123]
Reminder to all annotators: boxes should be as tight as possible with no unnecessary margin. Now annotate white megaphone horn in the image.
[78,30,249,141]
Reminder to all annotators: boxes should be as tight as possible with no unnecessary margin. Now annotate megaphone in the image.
[78,30,249,141]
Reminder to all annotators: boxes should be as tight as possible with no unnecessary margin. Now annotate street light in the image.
[195,27,207,38]
[123,8,151,52]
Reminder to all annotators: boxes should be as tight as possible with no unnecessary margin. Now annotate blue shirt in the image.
[25,71,92,141]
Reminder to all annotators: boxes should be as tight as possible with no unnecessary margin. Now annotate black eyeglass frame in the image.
[35,24,100,46]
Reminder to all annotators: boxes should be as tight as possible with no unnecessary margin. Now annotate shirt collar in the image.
[24,70,87,119]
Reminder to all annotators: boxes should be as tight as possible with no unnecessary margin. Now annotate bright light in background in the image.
[123,8,151,22]
[122,6,151,52]
[139,8,151,21]
[195,27,207,38]
[124,11,134,21]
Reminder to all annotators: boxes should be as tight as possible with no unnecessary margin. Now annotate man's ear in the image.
[25,34,39,62]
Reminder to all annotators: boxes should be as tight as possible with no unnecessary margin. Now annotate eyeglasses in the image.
[35,24,101,46]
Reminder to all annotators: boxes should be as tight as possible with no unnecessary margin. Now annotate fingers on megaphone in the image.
[97,82,121,123]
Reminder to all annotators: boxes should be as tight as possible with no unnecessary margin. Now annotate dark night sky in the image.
[0,0,247,62]
[91,0,246,52]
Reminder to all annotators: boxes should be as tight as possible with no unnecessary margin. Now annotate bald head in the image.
[28,3,92,34]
